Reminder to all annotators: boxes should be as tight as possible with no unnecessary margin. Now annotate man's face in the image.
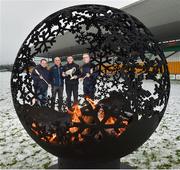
[54,57,61,66]
[83,54,90,63]
[40,60,47,68]
[67,56,73,64]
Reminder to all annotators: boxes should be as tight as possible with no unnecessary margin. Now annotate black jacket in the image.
[81,63,98,86]
[63,62,81,84]
[31,65,50,91]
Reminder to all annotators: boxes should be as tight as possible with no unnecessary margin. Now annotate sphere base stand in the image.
[48,157,135,169]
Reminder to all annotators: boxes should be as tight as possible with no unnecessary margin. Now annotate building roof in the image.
[35,0,180,58]
[122,0,180,42]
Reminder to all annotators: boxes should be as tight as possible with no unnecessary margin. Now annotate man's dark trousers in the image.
[51,86,63,111]
[66,83,78,108]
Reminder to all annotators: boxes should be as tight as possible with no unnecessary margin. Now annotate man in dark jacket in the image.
[63,56,81,108]
[31,59,50,106]
[50,57,64,111]
[80,53,98,99]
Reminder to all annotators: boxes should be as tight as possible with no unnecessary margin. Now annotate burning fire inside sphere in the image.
[30,97,129,144]
[11,5,170,160]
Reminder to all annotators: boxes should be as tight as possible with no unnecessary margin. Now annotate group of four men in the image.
[31,53,98,110]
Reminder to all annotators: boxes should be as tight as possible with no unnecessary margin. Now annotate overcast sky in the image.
[0,0,139,65]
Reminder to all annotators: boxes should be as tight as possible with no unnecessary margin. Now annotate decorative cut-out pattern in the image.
[11,5,170,158]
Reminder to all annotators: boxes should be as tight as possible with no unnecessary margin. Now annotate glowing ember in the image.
[105,116,117,125]
[31,122,58,143]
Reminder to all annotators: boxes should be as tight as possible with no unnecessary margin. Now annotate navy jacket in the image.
[81,63,98,86]
[31,65,50,91]
[50,65,64,87]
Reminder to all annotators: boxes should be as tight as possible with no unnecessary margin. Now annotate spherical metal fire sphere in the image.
[11,5,170,161]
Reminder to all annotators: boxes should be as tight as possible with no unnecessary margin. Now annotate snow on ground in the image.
[0,72,179,169]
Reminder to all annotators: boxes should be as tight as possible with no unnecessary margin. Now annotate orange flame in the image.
[68,104,81,134]
[85,96,96,109]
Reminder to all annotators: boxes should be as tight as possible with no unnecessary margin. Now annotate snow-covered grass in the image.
[0,72,179,169]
